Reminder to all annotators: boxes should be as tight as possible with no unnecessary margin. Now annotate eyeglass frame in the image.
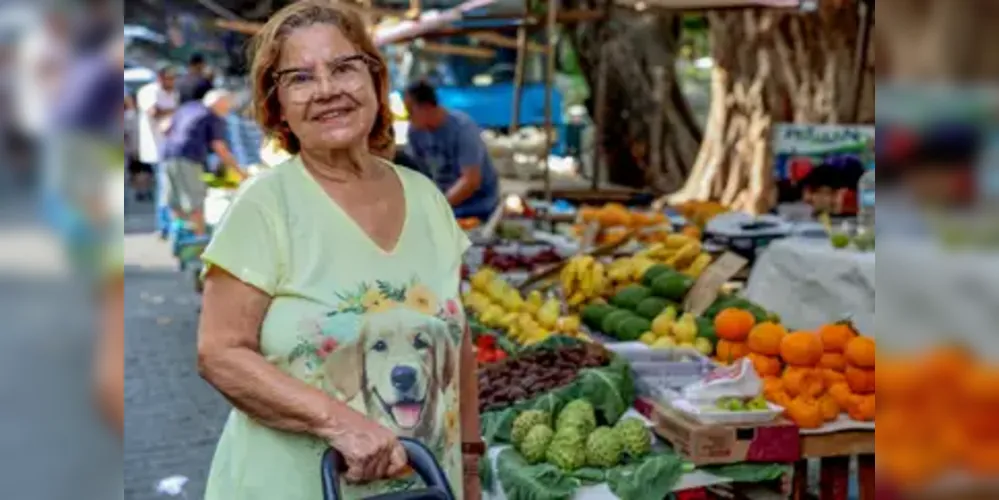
[270,53,383,102]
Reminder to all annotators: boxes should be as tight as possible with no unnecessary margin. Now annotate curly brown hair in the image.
[248,0,394,158]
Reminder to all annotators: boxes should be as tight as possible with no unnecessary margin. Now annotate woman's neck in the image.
[300,146,377,182]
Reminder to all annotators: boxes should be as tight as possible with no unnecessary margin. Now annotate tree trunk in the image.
[566,7,703,192]
[665,3,871,214]
[877,0,999,80]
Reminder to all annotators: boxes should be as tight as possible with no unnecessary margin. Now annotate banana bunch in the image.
[604,256,659,295]
[559,256,608,308]
[636,234,713,278]
[465,268,589,344]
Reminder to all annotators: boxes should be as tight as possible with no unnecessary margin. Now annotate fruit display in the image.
[674,201,729,229]
[741,320,878,429]
[510,399,652,471]
[464,268,588,345]
[559,255,609,308]
[480,244,563,272]
[571,203,679,246]
[579,265,718,355]
[477,344,612,413]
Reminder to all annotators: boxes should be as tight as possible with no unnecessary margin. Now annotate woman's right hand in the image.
[321,408,409,484]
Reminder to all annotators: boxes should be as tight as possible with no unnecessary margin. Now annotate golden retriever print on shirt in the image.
[324,309,456,449]
[285,279,465,460]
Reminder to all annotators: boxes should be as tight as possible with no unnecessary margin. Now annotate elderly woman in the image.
[196,2,482,499]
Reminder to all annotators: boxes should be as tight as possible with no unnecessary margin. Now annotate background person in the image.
[160,88,243,236]
[137,64,179,213]
[178,52,214,104]
[196,2,483,499]
[403,80,500,220]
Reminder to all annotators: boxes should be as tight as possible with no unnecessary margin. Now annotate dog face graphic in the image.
[324,308,456,440]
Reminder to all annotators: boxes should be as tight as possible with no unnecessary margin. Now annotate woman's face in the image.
[275,24,378,152]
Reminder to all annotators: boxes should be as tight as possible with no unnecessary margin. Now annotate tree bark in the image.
[877,0,999,80]
[566,6,703,192]
[664,3,872,214]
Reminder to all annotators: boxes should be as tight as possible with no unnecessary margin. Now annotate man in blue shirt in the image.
[404,81,500,220]
[161,89,243,236]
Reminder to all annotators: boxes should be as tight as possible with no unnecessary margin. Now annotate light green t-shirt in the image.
[202,157,471,500]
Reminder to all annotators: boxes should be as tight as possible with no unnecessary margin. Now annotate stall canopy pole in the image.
[510,0,530,133]
[542,0,558,226]
[590,0,612,192]
[849,0,873,122]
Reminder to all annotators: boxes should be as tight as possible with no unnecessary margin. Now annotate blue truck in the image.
[388,38,566,152]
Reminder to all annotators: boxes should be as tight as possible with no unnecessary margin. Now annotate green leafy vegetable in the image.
[481,337,635,444]
[606,454,686,500]
[494,448,685,500]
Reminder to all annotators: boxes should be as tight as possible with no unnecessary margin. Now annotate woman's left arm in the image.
[459,305,483,500]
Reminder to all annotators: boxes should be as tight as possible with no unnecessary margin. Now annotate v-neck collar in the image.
[293,156,411,256]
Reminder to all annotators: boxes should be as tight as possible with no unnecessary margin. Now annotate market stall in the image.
[461,211,876,499]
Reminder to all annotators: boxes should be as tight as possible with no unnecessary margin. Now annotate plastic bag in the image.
[681,358,761,403]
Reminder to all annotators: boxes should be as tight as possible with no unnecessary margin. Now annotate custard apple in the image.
[511,410,551,446]
[614,417,651,458]
[546,430,587,471]
[556,401,597,435]
[561,399,596,422]
[585,426,624,468]
[519,424,554,464]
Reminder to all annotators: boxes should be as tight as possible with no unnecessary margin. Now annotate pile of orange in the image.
[675,201,729,229]
[712,310,877,429]
[575,203,673,245]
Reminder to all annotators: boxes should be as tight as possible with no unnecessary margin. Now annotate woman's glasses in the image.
[272,54,381,104]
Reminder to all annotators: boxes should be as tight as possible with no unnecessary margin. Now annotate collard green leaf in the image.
[495,449,579,500]
[494,449,685,500]
[480,336,636,444]
[605,453,685,500]
[701,463,790,483]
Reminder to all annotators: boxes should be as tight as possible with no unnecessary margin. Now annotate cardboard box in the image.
[637,398,801,466]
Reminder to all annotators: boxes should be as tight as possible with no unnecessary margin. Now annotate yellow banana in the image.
[560,258,581,296]
[666,241,702,268]
[590,262,608,297]
[664,234,693,249]
[683,253,713,278]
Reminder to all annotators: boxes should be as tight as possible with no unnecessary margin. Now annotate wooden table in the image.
[792,430,875,500]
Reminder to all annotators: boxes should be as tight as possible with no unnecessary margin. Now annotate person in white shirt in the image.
[15,10,69,139]
[136,65,178,231]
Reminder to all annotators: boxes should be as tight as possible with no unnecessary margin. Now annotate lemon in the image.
[653,337,677,349]
[639,332,657,345]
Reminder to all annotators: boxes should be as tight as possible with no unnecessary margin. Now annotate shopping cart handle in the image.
[321,438,455,500]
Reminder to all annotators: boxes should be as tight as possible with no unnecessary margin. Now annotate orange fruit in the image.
[818,322,857,352]
[844,336,876,368]
[714,308,756,342]
[748,352,783,377]
[845,366,875,394]
[819,352,848,372]
[716,340,750,364]
[747,322,788,356]
[780,331,824,366]
[783,366,826,398]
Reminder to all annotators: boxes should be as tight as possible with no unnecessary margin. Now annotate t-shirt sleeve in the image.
[454,123,486,172]
[208,115,228,144]
[200,189,283,295]
[136,86,157,112]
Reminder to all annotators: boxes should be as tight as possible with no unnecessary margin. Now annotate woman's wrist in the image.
[310,398,355,439]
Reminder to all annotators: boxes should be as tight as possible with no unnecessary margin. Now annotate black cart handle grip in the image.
[321,438,455,500]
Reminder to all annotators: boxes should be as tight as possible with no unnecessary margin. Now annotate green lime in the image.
[830,232,851,249]
[853,233,875,251]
